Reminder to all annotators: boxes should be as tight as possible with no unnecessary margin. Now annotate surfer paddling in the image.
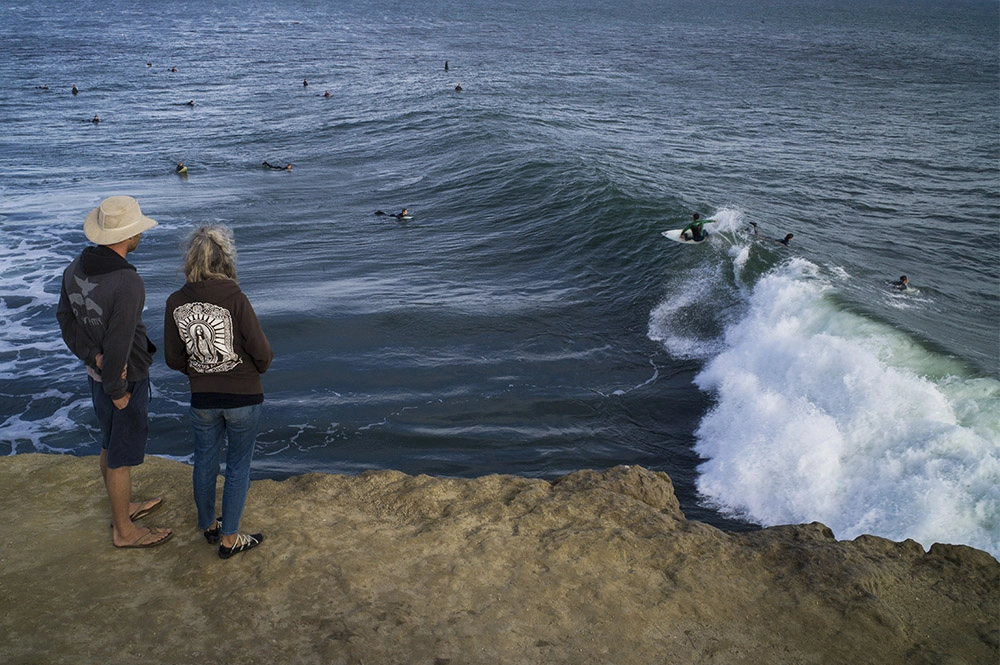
[749,222,793,246]
[375,208,410,219]
[262,161,292,171]
[890,275,909,291]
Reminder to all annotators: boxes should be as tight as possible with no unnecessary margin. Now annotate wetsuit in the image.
[680,220,708,241]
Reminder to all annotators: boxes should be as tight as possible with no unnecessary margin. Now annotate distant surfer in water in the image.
[890,275,909,291]
[749,222,792,246]
[262,161,292,170]
[680,213,709,242]
[176,161,187,174]
[92,115,100,124]
[375,208,410,219]
[72,84,78,95]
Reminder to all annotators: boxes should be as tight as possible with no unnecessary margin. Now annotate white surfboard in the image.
[662,221,718,244]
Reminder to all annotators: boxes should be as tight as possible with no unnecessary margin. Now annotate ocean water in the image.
[1,0,997,555]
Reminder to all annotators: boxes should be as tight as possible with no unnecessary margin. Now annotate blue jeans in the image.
[190,404,262,535]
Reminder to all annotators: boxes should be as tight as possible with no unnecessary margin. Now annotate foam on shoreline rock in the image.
[0,453,995,664]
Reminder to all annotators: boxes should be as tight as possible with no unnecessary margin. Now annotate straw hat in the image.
[83,196,158,245]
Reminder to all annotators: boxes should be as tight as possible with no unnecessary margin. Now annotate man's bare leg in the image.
[101,449,162,524]
[107,464,170,547]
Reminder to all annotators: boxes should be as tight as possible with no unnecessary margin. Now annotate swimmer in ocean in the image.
[749,222,793,246]
[375,208,410,219]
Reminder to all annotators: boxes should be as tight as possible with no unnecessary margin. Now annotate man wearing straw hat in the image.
[57,196,173,548]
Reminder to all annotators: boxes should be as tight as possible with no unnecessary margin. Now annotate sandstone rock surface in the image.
[0,453,996,664]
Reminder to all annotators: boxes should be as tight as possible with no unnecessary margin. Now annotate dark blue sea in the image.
[1,0,998,555]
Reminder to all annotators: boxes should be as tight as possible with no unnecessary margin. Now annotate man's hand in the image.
[100,356,132,409]
[94,354,127,379]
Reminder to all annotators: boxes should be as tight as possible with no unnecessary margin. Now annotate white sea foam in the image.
[705,207,745,233]
[0,391,92,454]
[687,259,1000,556]
[0,217,87,451]
[647,266,730,360]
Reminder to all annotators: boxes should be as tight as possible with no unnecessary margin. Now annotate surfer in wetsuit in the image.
[262,161,292,170]
[891,275,909,291]
[749,222,793,246]
[375,208,410,219]
[680,213,709,242]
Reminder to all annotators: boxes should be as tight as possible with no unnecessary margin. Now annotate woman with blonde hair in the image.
[164,226,273,559]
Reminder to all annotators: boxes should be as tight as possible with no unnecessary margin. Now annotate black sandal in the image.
[203,518,222,545]
[219,533,265,559]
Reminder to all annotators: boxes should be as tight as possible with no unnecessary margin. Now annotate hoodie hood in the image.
[80,245,136,277]
[179,278,243,301]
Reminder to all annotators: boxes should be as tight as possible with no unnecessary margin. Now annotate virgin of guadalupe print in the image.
[172,302,242,373]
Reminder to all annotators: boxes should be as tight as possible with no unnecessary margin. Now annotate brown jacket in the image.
[164,279,272,396]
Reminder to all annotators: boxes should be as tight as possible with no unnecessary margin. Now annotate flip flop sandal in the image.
[109,498,165,528]
[115,526,174,549]
[129,497,164,521]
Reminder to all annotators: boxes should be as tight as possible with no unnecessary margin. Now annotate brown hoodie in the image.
[164,279,272,399]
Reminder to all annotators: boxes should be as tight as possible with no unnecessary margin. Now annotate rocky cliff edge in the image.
[0,453,996,664]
